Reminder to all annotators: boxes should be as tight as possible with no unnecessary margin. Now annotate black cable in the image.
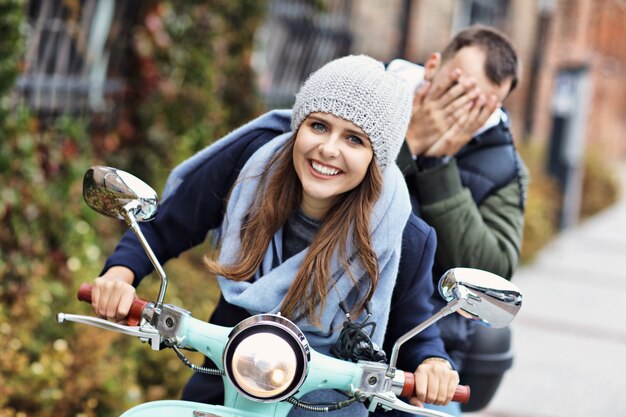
[172,345,224,376]
[331,318,387,363]
[286,396,357,412]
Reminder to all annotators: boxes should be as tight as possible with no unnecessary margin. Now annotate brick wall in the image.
[349,0,405,62]
[531,0,626,159]
[587,0,626,157]
[346,0,626,159]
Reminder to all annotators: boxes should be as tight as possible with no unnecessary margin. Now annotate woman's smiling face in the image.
[292,112,374,219]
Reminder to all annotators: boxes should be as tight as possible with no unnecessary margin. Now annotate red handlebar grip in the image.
[452,385,470,405]
[400,371,415,397]
[77,282,94,303]
[400,371,470,405]
[77,283,149,326]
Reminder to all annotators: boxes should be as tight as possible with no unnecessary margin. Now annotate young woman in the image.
[89,55,459,416]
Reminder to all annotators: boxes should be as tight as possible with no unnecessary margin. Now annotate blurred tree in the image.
[518,141,561,263]
[518,139,620,264]
[96,0,267,191]
[580,147,621,219]
[0,0,24,124]
[1,1,266,416]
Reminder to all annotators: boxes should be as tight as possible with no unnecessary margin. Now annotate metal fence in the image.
[16,0,139,119]
[253,0,354,109]
[454,0,511,32]
[16,0,355,118]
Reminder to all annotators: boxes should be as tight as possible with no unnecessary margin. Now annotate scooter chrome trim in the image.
[223,314,310,402]
[57,313,161,350]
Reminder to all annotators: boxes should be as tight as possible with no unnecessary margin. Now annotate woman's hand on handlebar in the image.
[91,266,136,322]
[411,357,460,407]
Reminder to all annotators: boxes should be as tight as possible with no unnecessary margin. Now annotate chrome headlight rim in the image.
[223,314,310,402]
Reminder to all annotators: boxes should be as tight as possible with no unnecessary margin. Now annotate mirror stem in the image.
[122,204,168,314]
[386,298,464,377]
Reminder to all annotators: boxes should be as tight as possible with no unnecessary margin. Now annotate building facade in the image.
[258,0,626,162]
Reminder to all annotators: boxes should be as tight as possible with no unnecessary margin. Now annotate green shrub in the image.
[1,1,265,416]
[0,110,133,416]
[0,0,25,125]
[97,0,266,191]
[518,140,622,263]
[580,147,621,218]
[518,140,561,263]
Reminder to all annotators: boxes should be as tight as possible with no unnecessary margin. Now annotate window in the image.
[253,0,353,108]
[454,0,510,32]
[17,0,139,116]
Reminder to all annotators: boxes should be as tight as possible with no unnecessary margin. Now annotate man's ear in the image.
[423,52,441,81]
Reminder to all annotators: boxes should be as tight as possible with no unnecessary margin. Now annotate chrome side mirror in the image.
[387,267,522,375]
[439,267,522,328]
[83,166,158,222]
[83,166,167,310]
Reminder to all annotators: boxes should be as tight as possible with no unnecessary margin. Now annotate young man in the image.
[386,24,528,416]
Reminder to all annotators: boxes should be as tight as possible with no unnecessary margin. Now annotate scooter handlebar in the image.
[400,371,470,405]
[76,284,470,407]
[77,283,149,327]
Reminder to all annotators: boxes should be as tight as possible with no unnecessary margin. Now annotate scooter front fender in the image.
[120,400,270,417]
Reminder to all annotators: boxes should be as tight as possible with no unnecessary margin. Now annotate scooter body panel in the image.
[120,400,271,417]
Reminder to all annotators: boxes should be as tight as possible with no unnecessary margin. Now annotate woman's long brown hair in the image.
[205,135,383,324]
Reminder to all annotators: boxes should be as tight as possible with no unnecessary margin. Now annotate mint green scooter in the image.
[58,167,523,417]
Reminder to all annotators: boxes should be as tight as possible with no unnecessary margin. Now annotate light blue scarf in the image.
[216,131,411,355]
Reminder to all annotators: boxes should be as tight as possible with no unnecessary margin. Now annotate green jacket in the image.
[398,144,529,281]
[417,158,528,280]
[397,140,528,369]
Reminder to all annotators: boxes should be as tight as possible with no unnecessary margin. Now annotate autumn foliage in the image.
[1,1,263,416]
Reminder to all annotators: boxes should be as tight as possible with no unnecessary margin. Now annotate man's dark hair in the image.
[441,24,519,94]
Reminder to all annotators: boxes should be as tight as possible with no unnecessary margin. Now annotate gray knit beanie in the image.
[291,55,412,170]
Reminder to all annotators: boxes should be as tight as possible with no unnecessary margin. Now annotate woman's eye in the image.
[311,122,326,132]
[347,135,364,145]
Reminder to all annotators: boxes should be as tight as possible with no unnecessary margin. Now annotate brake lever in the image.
[57,313,161,350]
[368,393,455,417]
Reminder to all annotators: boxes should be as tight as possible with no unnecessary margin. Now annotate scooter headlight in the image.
[223,314,310,402]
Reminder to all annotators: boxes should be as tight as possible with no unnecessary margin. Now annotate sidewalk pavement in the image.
[467,164,626,417]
